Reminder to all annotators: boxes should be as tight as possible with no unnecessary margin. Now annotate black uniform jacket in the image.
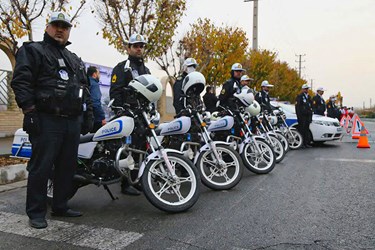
[11,33,91,117]
[110,55,151,107]
[173,72,187,114]
[255,90,272,112]
[203,92,218,113]
[312,94,326,115]
[218,77,239,109]
[327,100,340,119]
[295,93,313,121]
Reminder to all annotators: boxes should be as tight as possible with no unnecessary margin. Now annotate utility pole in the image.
[295,54,306,78]
[244,0,259,51]
[310,79,314,91]
[370,98,372,108]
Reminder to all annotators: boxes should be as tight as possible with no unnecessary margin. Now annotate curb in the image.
[0,180,27,193]
[0,163,28,185]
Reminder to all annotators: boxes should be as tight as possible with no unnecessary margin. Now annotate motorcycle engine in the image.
[91,157,117,179]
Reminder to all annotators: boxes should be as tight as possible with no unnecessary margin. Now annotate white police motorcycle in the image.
[12,75,200,213]
[154,72,243,190]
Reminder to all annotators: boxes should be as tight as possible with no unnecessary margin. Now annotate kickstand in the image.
[103,184,118,200]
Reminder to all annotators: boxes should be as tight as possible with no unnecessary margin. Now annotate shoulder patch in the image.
[221,89,226,95]
[111,74,117,83]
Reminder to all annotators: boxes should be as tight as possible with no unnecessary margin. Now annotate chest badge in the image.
[59,69,69,80]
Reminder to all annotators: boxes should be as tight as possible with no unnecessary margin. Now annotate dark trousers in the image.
[27,113,80,219]
[297,117,312,146]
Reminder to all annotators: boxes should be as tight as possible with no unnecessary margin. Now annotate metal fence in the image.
[0,69,12,107]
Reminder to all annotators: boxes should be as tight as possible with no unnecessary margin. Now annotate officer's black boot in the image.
[121,179,141,196]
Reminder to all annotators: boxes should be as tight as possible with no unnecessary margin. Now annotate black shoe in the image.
[29,218,48,229]
[51,209,82,217]
[121,185,141,196]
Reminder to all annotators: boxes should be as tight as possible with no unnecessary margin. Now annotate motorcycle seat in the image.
[80,133,94,143]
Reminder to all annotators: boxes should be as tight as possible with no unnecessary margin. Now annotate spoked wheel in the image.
[141,152,200,213]
[268,134,286,163]
[196,145,243,190]
[241,137,276,174]
[286,128,303,149]
[275,131,290,152]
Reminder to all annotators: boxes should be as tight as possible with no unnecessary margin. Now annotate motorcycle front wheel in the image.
[241,137,276,174]
[286,128,303,150]
[275,131,290,153]
[268,134,286,163]
[196,145,243,190]
[141,152,200,213]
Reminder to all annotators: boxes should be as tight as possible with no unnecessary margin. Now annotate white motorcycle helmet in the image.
[268,115,278,126]
[182,71,206,95]
[233,88,254,107]
[128,74,163,103]
[245,100,261,116]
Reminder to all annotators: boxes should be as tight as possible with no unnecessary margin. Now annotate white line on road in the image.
[316,158,375,163]
[0,211,143,249]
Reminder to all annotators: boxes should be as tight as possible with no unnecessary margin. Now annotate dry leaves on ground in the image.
[0,155,28,167]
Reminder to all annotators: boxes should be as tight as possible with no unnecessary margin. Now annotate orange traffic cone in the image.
[357,122,370,148]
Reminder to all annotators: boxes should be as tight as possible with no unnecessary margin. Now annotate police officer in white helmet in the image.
[218,63,245,109]
[173,58,198,114]
[295,83,313,148]
[110,33,150,196]
[255,80,274,113]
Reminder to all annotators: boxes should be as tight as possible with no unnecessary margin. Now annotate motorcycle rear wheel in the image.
[141,152,200,213]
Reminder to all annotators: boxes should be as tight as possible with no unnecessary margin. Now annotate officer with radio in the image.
[11,12,93,229]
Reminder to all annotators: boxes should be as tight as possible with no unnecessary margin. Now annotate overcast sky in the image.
[1,0,374,108]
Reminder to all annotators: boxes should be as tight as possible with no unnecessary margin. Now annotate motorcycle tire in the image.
[196,144,243,190]
[287,128,303,150]
[241,137,276,174]
[141,152,200,213]
[268,134,286,163]
[275,131,290,153]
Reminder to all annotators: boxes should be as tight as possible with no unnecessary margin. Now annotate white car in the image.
[271,102,344,143]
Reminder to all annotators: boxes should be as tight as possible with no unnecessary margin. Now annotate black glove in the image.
[23,112,40,135]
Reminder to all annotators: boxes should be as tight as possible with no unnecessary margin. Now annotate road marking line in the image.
[0,211,143,249]
[316,158,375,163]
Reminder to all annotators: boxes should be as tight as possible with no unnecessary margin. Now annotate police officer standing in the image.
[110,33,150,109]
[110,33,150,196]
[327,95,340,120]
[312,87,326,116]
[255,80,274,113]
[203,86,218,113]
[295,84,313,148]
[173,58,198,114]
[11,12,92,229]
[218,63,245,109]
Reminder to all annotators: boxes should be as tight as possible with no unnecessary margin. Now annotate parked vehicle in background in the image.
[271,102,344,143]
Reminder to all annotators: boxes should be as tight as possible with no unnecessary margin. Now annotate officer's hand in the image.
[23,112,40,135]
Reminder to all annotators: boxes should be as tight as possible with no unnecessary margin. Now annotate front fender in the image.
[138,148,184,178]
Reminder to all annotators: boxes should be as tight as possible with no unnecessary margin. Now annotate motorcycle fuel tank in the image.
[207,115,234,132]
[93,116,135,141]
[160,116,191,136]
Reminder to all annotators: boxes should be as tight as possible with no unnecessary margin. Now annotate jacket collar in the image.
[43,32,71,48]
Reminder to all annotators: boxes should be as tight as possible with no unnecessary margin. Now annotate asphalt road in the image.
[0,121,374,250]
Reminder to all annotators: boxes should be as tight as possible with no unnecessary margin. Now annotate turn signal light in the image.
[201,122,206,127]
[149,123,155,129]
